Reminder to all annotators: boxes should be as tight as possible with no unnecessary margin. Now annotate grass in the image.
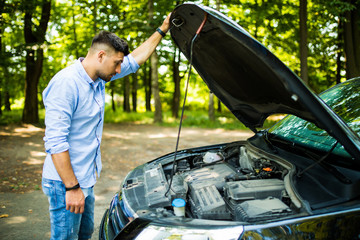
[0,109,24,125]
[104,106,249,130]
[1,106,280,131]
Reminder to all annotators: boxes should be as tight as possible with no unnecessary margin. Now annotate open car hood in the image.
[170,3,360,160]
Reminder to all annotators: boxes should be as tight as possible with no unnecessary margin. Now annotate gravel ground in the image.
[0,123,252,239]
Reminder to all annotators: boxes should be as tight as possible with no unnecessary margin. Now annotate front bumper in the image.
[99,192,132,240]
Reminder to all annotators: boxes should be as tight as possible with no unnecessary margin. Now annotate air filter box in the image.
[234,197,292,222]
[189,184,231,220]
[224,179,285,201]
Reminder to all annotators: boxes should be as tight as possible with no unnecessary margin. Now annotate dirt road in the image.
[0,123,252,239]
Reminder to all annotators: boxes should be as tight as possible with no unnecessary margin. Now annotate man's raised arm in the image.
[131,13,171,66]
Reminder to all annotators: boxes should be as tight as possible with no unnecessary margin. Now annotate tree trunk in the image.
[148,0,162,123]
[123,75,131,112]
[148,64,152,111]
[343,0,360,79]
[208,0,220,121]
[144,62,152,111]
[0,2,3,115]
[172,48,181,119]
[254,0,259,39]
[336,18,343,84]
[22,0,51,123]
[0,87,2,115]
[208,92,215,122]
[151,51,162,123]
[92,0,97,33]
[109,81,116,112]
[143,62,152,111]
[299,0,308,84]
[3,67,11,111]
[72,0,79,59]
[111,89,115,112]
[132,72,138,112]
[0,82,2,115]
[217,99,222,113]
[4,88,10,111]
[23,49,43,122]
[0,7,10,113]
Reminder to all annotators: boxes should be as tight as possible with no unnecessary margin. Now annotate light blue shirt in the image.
[42,55,139,188]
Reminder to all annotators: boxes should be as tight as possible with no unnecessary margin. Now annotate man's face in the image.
[97,50,124,82]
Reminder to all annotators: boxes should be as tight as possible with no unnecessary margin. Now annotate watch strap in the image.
[156,27,166,37]
[65,183,80,191]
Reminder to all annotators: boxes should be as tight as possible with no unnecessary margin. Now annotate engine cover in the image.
[224,178,285,201]
[189,184,231,220]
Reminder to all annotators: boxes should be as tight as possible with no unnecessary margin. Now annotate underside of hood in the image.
[169,3,360,160]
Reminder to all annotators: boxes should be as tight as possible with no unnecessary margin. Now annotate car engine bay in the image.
[122,142,305,223]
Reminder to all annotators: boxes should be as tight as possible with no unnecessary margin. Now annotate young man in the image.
[42,15,170,239]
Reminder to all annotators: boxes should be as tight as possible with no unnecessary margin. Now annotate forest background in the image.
[1,0,360,129]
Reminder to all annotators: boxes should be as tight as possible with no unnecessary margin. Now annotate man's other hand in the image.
[66,188,85,214]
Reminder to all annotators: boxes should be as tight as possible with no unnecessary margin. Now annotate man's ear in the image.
[97,50,106,63]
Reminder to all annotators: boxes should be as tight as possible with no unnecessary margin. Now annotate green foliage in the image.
[1,0,360,128]
[104,106,155,124]
[104,106,248,130]
[0,109,23,125]
[0,102,286,132]
[0,107,45,126]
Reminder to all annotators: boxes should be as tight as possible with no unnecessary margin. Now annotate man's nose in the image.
[116,64,121,74]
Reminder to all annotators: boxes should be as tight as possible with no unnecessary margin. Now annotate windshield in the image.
[269,78,360,157]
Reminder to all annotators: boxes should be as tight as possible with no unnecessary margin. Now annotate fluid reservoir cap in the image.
[203,152,223,163]
[172,198,186,207]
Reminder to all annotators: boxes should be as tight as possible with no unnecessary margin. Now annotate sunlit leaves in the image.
[1,0,360,116]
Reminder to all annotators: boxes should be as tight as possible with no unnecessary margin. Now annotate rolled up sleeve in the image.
[111,54,140,81]
[43,76,77,154]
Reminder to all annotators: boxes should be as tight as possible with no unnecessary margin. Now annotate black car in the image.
[100,3,360,240]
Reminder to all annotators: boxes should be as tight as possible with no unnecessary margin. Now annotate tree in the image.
[2,0,358,124]
[299,0,309,84]
[208,93,215,121]
[71,0,79,59]
[123,75,131,112]
[109,81,116,112]
[336,18,343,84]
[0,0,4,115]
[22,0,51,123]
[144,62,152,111]
[0,0,14,114]
[132,72,138,112]
[151,51,163,122]
[171,47,181,118]
[208,0,221,122]
[343,0,360,79]
[148,0,162,123]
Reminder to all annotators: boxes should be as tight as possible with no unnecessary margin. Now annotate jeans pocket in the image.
[42,178,66,211]
[42,178,54,198]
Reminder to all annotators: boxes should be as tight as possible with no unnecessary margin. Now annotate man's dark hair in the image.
[91,31,129,56]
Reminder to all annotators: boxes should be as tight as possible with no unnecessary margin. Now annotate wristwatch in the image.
[156,27,166,37]
[65,183,80,191]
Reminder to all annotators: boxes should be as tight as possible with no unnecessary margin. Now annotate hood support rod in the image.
[165,13,208,198]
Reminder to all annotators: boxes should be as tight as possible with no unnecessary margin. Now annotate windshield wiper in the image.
[262,131,278,153]
[268,135,352,184]
[296,141,352,184]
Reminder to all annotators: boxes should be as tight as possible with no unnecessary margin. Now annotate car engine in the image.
[124,142,298,223]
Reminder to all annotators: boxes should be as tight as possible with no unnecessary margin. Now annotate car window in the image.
[269,78,360,157]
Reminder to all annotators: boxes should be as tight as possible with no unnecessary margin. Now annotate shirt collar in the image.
[77,58,106,89]
[77,58,95,85]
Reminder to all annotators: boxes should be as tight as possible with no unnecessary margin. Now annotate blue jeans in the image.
[42,178,95,240]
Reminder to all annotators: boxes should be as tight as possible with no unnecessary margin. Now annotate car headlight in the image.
[134,224,244,240]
